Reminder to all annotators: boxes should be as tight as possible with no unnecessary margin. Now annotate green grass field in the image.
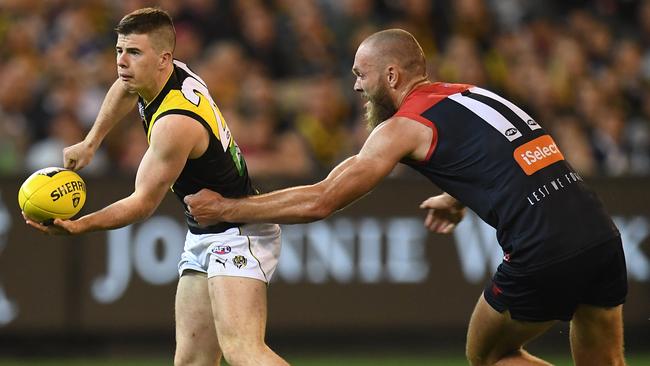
[1,353,649,366]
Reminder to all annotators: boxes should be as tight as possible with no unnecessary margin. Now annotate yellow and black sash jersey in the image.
[138,60,255,234]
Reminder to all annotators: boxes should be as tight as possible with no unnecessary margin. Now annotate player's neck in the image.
[139,66,174,105]
[396,77,431,108]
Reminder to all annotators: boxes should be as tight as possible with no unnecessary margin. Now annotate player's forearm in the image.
[220,157,371,224]
[74,194,158,232]
[85,79,138,148]
[223,185,333,224]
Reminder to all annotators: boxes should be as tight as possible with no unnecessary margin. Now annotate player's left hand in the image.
[22,212,82,235]
[184,188,228,226]
[419,194,466,234]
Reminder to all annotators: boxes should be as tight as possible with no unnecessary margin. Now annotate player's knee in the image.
[575,348,626,366]
[174,331,221,365]
[219,333,265,366]
[466,347,490,366]
[221,347,258,366]
[467,354,498,366]
[605,354,626,366]
[173,352,192,366]
[174,349,221,366]
[466,348,525,366]
[466,354,483,366]
[467,355,492,366]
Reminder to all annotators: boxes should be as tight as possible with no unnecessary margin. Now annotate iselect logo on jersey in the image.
[514,135,565,175]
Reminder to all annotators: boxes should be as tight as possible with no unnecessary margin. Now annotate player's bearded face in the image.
[364,79,396,130]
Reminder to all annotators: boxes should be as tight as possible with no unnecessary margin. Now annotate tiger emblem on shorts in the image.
[233,255,247,269]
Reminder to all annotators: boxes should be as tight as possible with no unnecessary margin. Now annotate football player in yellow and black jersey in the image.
[24,8,288,366]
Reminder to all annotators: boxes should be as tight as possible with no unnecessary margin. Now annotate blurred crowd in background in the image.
[1,0,649,179]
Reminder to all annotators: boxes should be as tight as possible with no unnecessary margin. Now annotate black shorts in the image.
[483,236,627,322]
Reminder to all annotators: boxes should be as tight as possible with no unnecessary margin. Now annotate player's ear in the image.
[387,65,399,89]
[160,51,172,68]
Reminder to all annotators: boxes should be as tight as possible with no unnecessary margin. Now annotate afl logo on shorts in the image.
[212,245,231,255]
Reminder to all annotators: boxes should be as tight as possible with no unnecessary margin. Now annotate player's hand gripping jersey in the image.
[397,83,619,272]
[139,60,256,234]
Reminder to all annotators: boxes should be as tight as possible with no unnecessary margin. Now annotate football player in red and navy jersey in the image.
[185,29,627,366]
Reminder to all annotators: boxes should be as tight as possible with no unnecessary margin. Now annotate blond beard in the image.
[364,93,397,131]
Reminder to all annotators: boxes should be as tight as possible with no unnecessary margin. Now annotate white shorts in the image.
[178,223,281,283]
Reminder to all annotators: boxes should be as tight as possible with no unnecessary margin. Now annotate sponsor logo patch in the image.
[513,135,564,175]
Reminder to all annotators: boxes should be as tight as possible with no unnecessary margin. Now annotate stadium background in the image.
[1,0,649,364]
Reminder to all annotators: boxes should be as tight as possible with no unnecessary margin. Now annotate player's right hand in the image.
[63,140,95,171]
[22,212,83,235]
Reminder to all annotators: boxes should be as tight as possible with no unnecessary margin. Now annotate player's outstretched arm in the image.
[185,155,369,225]
[185,117,430,225]
[64,79,138,171]
[419,193,466,234]
[27,115,202,235]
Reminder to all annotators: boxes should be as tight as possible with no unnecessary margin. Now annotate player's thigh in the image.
[466,294,555,364]
[570,238,626,365]
[203,223,280,341]
[208,276,268,341]
[175,271,221,361]
[570,304,625,366]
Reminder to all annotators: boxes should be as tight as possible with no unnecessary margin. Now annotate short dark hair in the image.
[115,7,176,53]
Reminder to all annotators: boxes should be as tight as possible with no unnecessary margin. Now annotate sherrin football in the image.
[18,167,86,223]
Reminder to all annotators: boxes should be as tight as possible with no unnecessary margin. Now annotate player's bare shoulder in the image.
[373,116,434,161]
[149,114,209,159]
